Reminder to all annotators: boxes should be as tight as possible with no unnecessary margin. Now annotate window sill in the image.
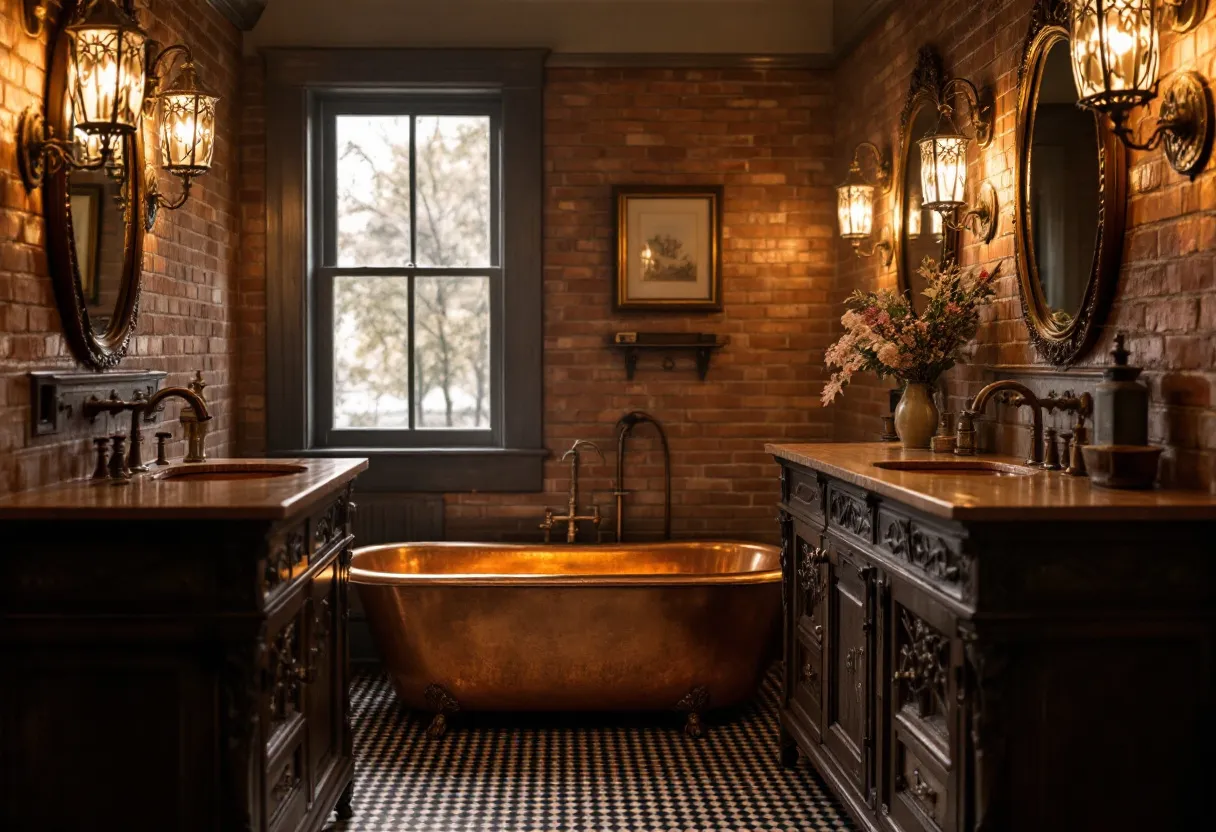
[270,447,547,493]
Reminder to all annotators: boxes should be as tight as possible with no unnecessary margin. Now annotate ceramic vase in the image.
[895,383,939,450]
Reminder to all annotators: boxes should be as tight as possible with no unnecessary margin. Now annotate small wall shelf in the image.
[607,332,729,381]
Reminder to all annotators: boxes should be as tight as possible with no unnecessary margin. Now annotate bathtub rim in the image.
[350,540,782,588]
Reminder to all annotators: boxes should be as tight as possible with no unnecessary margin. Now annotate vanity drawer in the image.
[784,466,824,524]
[888,725,952,832]
[790,631,823,743]
[826,482,874,544]
[876,507,969,601]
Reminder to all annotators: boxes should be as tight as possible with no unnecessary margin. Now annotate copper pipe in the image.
[614,411,671,542]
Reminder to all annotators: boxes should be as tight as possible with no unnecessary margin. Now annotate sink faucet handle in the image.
[92,437,111,480]
[954,412,977,457]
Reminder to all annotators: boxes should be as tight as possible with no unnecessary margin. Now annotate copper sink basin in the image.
[872,460,1037,477]
[153,462,308,482]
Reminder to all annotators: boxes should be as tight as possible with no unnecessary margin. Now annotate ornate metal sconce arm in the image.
[850,141,892,193]
[939,182,999,243]
[144,43,193,111]
[144,171,194,230]
[849,227,894,267]
[940,77,993,147]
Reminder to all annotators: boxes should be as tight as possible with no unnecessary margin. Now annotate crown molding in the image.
[205,0,267,30]
[546,52,831,70]
[833,0,898,62]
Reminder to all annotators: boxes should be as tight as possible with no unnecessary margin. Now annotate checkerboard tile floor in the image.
[325,666,855,832]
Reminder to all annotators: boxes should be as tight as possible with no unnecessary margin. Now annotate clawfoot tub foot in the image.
[676,685,710,739]
[424,684,460,739]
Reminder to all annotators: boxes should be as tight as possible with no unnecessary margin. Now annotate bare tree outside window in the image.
[331,113,493,430]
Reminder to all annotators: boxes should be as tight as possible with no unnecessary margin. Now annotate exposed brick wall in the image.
[236,66,838,541]
[0,0,242,494]
[832,0,1216,491]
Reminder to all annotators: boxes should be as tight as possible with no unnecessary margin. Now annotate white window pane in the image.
[414,276,491,429]
[415,116,491,268]
[333,276,410,428]
[336,116,411,267]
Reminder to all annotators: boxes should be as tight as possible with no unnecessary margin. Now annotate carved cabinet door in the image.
[790,519,828,742]
[880,573,963,832]
[823,535,875,803]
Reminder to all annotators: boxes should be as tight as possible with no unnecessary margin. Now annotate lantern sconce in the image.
[17,0,219,230]
[836,141,894,267]
[1071,0,1213,178]
[918,76,999,243]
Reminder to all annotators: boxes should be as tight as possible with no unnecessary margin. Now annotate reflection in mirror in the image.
[71,172,127,336]
[1029,39,1100,330]
[902,104,946,311]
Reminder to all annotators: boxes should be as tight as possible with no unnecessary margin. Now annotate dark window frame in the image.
[264,49,547,492]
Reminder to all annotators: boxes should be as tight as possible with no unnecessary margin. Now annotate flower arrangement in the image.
[821,258,999,406]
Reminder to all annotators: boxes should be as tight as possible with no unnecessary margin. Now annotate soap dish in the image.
[1080,445,1163,490]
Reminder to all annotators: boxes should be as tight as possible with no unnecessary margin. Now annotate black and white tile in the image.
[327,667,855,832]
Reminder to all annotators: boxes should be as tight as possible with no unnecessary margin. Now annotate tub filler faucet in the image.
[614,411,672,543]
[540,440,604,543]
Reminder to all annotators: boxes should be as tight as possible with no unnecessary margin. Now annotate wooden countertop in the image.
[767,442,1216,522]
[0,458,369,521]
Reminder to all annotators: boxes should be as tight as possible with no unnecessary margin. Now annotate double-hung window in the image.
[265,50,545,491]
[315,97,501,444]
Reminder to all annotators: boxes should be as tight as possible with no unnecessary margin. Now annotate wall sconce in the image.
[18,0,219,227]
[918,78,998,243]
[836,142,893,267]
[1071,0,1213,177]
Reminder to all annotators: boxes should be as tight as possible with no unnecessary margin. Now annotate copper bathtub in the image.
[351,541,781,736]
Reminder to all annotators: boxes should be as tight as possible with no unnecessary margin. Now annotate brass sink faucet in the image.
[955,380,1044,465]
[541,440,604,544]
[83,383,213,473]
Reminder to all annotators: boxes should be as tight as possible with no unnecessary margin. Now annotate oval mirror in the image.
[1015,3,1125,365]
[897,48,961,315]
[45,15,146,370]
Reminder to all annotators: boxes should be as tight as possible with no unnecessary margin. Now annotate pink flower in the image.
[876,311,891,327]
[946,302,962,316]
[820,376,845,406]
[877,342,903,369]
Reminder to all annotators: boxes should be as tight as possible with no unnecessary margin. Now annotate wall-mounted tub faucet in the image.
[540,440,604,543]
[614,411,672,543]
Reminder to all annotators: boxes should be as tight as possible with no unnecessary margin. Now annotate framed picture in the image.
[613,185,723,312]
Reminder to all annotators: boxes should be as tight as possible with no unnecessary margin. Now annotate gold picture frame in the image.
[613,185,723,312]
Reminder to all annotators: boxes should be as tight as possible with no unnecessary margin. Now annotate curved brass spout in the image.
[144,386,212,421]
[958,380,1043,465]
[614,412,672,542]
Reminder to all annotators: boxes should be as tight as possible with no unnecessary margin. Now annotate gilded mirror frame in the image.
[43,6,147,370]
[1015,0,1126,366]
[895,46,962,308]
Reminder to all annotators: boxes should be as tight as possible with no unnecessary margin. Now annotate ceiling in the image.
[247,0,837,55]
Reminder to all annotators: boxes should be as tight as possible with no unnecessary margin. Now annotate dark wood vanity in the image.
[0,458,367,832]
[770,443,1214,832]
